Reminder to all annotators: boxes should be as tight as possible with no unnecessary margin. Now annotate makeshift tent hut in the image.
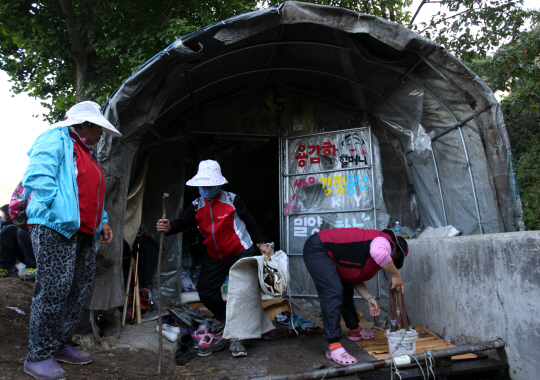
[87,1,523,310]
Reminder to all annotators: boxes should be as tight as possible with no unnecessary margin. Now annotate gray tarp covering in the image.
[87,1,522,310]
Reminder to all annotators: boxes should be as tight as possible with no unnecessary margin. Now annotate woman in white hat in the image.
[22,101,122,380]
[157,159,271,358]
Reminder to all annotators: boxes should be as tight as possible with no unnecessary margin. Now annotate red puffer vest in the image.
[317,228,396,283]
[71,133,105,235]
[194,190,252,260]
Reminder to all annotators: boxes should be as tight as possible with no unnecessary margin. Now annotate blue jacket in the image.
[22,127,109,238]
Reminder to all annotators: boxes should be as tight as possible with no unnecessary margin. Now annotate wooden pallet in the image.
[355,325,477,360]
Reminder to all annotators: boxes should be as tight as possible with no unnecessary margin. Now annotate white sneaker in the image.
[156,325,179,342]
[163,323,181,335]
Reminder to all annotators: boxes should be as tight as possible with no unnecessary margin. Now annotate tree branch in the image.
[409,0,427,27]
[57,0,85,60]
[156,0,185,28]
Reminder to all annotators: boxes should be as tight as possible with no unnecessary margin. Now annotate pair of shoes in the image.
[156,315,181,342]
[347,328,375,341]
[199,318,225,335]
[54,346,93,365]
[305,326,324,336]
[229,339,247,357]
[275,310,291,327]
[197,334,227,356]
[261,327,287,341]
[24,359,67,380]
[175,333,197,366]
[0,266,18,278]
[20,267,37,281]
[287,327,305,338]
[193,328,214,347]
[326,347,358,366]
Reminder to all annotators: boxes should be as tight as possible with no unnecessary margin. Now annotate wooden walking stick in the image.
[121,254,135,326]
[157,193,168,375]
[133,246,142,324]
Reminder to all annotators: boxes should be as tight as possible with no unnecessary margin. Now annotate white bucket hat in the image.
[50,101,122,137]
[186,160,228,187]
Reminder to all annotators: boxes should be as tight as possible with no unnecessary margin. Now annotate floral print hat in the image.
[186,160,228,187]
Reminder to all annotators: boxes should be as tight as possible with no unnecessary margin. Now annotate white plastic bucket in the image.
[16,263,26,277]
[386,329,419,357]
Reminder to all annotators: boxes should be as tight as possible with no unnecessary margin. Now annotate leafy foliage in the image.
[515,136,540,230]
[285,0,413,22]
[0,0,258,122]
[414,0,537,63]
[468,25,540,229]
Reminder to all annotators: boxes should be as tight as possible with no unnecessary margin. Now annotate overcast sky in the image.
[0,0,537,204]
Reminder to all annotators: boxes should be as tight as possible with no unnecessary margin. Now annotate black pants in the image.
[0,225,36,269]
[303,233,359,343]
[198,246,255,321]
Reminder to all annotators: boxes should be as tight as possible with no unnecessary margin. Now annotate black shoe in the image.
[261,328,287,341]
[229,339,247,357]
[178,333,194,348]
[175,345,197,366]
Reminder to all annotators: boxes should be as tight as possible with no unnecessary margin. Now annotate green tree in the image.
[412,0,538,63]
[0,0,259,122]
[470,26,540,229]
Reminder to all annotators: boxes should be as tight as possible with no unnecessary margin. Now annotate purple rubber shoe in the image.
[54,346,93,365]
[24,359,67,380]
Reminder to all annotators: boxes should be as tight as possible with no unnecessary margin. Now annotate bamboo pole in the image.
[157,193,169,375]
[121,255,134,326]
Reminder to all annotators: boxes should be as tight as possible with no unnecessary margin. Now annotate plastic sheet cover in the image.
[93,1,521,311]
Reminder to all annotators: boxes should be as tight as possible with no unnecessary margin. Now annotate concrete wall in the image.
[402,231,540,380]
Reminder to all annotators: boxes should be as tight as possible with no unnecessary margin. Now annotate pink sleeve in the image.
[369,237,392,267]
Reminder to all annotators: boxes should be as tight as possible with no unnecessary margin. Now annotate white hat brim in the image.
[51,114,122,137]
[186,175,228,187]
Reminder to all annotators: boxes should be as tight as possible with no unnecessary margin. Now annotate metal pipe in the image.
[251,339,505,380]
[188,41,352,75]
[458,125,484,234]
[396,85,481,233]
[283,167,371,178]
[431,114,475,142]
[287,294,366,299]
[368,58,423,113]
[156,67,383,123]
[279,137,284,251]
[286,139,290,256]
[431,149,448,226]
[283,126,369,140]
[286,208,374,216]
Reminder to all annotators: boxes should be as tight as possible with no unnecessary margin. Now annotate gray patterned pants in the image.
[27,225,96,362]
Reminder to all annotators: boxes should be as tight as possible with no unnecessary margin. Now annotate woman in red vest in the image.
[302,228,408,366]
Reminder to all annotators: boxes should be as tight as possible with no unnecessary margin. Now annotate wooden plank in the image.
[356,325,477,360]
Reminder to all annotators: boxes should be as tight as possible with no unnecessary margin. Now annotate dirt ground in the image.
[0,277,374,380]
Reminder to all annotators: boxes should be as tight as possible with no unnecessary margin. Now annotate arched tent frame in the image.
[89,1,523,310]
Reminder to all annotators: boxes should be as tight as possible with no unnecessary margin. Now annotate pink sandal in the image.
[347,328,375,342]
[325,347,358,366]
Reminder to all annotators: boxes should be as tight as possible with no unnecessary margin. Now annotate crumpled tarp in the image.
[223,254,285,339]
